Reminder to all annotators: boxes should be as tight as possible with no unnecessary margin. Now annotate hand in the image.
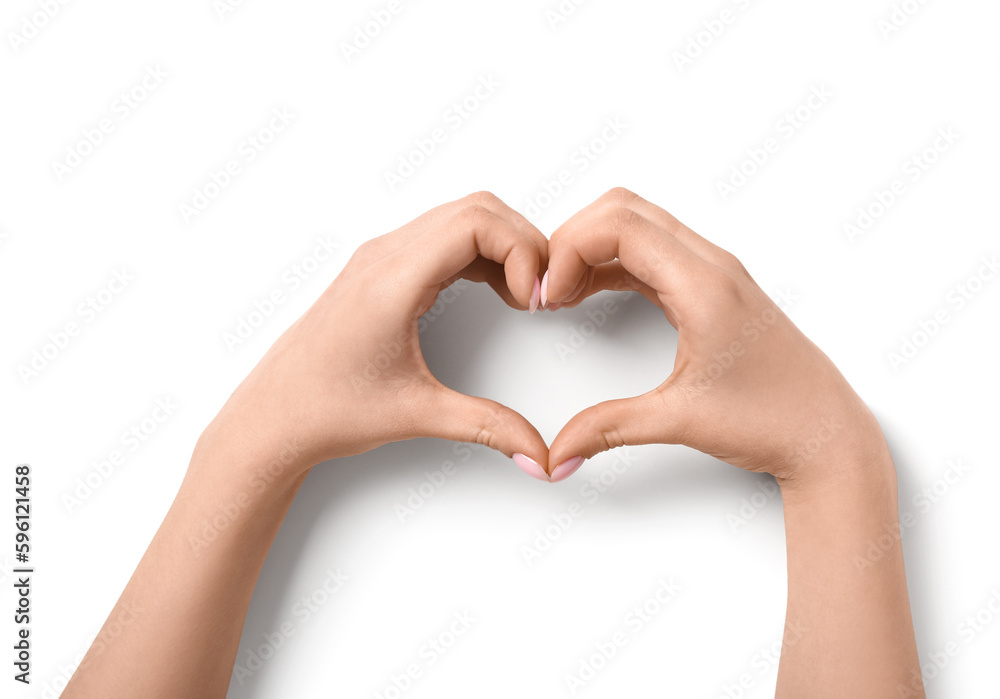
[199,192,552,482]
[543,188,886,489]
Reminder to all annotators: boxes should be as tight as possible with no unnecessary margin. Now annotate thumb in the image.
[416,385,551,481]
[548,388,687,481]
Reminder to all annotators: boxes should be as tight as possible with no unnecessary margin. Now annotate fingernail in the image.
[548,302,562,311]
[529,277,541,314]
[540,270,549,308]
[549,456,585,483]
[513,453,549,481]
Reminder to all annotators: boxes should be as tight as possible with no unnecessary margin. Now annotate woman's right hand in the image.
[198,191,553,485]
[543,188,890,489]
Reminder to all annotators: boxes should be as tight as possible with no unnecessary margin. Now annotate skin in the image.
[543,188,925,698]
[62,192,551,698]
[62,189,924,698]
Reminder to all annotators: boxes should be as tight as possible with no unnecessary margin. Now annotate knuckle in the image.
[548,225,568,243]
[466,190,500,208]
[456,203,493,229]
[346,238,381,268]
[578,408,623,454]
[473,403,510,451]
[717,249,749,276]
[608,206,645,236]
[708,269,746,307]
[602,186,639,206]
[474,427,501,452]
[599,426,625,452]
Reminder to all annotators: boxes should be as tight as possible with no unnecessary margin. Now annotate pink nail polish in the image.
[548,302,562,311]
[549,456,585,482]
[540,270,549,308]
[513,453,549,481]
[529,277,541,314]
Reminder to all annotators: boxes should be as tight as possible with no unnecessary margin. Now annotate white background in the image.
[2,0,998,696]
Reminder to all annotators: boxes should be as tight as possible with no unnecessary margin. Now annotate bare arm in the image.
[62,431,308,698]
[777,439,923,697]
[543,187,924,697]
[62,192,552,698]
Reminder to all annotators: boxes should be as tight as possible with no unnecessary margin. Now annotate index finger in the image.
[546,188,708,306]
[391,191,546,309]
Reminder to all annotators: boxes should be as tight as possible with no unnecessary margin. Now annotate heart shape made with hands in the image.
[322,188,851,491]
[396,187,815,487]
[419,278,675,482]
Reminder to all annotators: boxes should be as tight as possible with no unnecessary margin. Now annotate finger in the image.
[443,258,520,310]
[543,267,590,310]
[546,188,707,306]
[548,387,689,474]
[420,192,547,302]
[553,262,682,326]
[554,261,661,310]
[620,192,739,271]
[472,192,550,271]
[394,198,543,309]
[352,193,509,265]
[355,192,545,308]
[416,385,551,481]
[436,192,551,297]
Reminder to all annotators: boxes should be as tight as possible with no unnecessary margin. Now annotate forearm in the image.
[63,426,308,699]
[775,436,924,698]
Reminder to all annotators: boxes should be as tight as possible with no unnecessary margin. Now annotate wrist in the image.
[191,416,312,496]
[777,421,897,508]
